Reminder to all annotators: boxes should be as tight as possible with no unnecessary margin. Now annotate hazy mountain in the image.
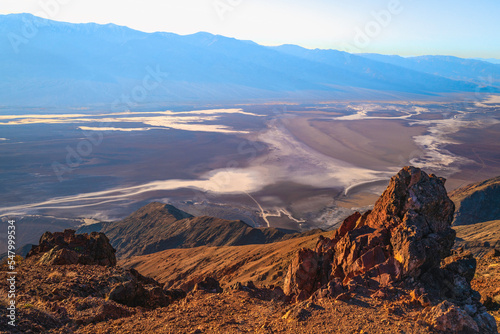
[359,53,500,86]
[473,58,500,65]
[0,13,498,107]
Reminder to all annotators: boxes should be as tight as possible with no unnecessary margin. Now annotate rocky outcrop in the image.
[26,229,116,266]
[193,277,223,293]
[283,166,497,333]
[285,166,455,299]
[23,229,180,309]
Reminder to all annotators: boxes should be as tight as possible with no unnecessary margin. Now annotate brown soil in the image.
[472,254,500,328]
[119,231,331,290]
[454,220,500,257]
[0,258,436,334]
[78,289,434,334]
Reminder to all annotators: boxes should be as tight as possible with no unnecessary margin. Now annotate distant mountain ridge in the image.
[1,13,499,107]
[79,202,319,259]
[359,53,500,86]
[449,176,500,226]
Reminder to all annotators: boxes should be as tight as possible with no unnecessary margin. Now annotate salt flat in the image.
[0,99,499,235]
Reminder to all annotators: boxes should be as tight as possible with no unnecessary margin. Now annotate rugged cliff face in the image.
[284,166,497,333]
[450,176,500,226]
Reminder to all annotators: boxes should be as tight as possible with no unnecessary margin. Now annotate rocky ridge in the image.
[26,230,116,267]
[83,202,318,259]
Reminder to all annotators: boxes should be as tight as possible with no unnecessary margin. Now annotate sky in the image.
[1,0,499,58]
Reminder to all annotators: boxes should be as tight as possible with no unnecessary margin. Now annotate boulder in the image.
[193,277,223,293]
[107,270,173,308]
[72,297,134,325]
[108,280,148,307]
[421,301,479,333]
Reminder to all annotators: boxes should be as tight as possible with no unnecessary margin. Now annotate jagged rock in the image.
[194,277,223,293]
[419,249,481,308]
[283,248,320,301]
[282,166,498,333]
[441,249,477,284]
[364,166,456,277]
[285,166,455,300]
[421,300,479,333]
[27,229,116,266]
[39,247,80,266]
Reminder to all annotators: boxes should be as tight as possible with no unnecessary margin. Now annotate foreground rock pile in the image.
[284,166,497,333]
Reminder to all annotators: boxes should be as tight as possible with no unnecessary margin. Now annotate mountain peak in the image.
[132,202,193,221]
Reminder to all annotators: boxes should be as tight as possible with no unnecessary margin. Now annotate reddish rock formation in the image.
[283,249,320,301]
[283,166,497,333]
[286,166,454,299]
[26,229,117,266]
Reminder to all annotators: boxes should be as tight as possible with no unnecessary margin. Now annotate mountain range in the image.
[1,13,499,107]
[77,202,320,259]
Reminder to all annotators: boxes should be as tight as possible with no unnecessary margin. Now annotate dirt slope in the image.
[120,231,330,290]
[454,220,500,256]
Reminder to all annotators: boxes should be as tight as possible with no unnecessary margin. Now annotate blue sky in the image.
[1,0,499,58]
